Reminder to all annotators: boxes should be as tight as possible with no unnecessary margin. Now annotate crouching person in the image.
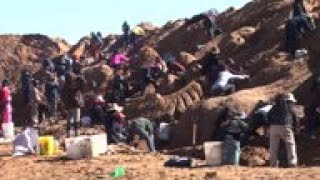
[128,117,156,152]
[268,93,298,167]
[211,65,250,96]
[13,127,39,156]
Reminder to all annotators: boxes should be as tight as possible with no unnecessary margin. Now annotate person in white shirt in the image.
[211,65,250,95]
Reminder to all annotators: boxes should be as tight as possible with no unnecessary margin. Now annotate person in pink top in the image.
[109,50,129,69]
[0,80,12,124]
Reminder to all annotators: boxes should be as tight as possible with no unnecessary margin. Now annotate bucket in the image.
[65,134,107,160]
[89,134,107,157]
[222,139,240,165]
[2,122,15,139]
[204,141,222,166]
[39,136,55,156]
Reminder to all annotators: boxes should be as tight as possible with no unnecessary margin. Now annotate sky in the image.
[0,0,250,44]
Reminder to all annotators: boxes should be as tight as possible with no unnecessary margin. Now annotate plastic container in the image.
[89,134,107,157]
[204,141,222,166]
[222,139,240,165]
[39,136,55,156]
[111,166,126,178]
[65,134,107,160]
[2,122,15,139]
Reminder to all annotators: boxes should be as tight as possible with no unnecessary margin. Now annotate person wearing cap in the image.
[127,117,156,152]
[268,93,299,167]
[0,80,13,125]
[45,74,60,123]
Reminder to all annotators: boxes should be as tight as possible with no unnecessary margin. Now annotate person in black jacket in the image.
[268,93,298,167]
[122,21,131,46]
[45,74,60,123]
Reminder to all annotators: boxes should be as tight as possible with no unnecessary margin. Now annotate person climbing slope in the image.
[122,21,131,46]
[211,64,250,95]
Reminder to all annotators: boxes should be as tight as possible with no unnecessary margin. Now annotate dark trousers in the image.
[285,20,300,56]
[66,108,81,137]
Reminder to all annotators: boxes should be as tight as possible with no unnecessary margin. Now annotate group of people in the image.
[213,92,299,167]
[0,0,318,168]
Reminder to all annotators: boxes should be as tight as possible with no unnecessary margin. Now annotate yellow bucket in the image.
[39,136,55,156]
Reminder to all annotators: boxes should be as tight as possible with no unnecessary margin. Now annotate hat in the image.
[110,103,124,112]
[285,93,297,103]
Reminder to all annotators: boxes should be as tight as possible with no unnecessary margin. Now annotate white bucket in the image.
[65,134,107,160]
[2,122,15,139]
[204,141,222,166]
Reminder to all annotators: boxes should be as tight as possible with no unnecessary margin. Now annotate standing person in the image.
[204,9,222,39]
[45,75,60,123]
[0,80,13,129]
[21,70,33,106]
[112,69,129,104]
[128,117,156,152]
[292,0,307,18]
[122,21,131,46]
[268,93,299,167]
[211,65,250,95]
[61,72,85,137]
[30,80,43,127]
[56,55,68,88]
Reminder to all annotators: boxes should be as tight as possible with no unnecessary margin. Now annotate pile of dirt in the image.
[134,46,162,67]
[0,34,70,84]
[241,146,270,166]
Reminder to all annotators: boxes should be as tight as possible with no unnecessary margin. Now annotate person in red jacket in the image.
[0,80,12,124]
